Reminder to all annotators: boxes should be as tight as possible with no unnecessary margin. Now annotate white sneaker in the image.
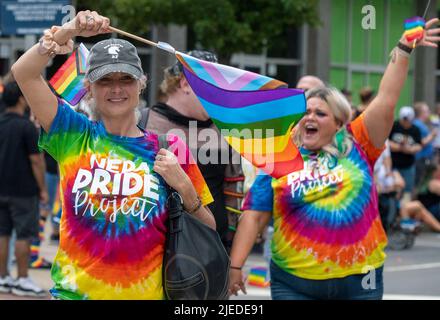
[11,277,46,297]
[0,275,14,293]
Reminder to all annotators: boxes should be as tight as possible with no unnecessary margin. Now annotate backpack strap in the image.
[138,107,151,129]
[158,134,169,150]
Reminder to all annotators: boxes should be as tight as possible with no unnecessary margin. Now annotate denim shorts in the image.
[396,166,416,193]
[270,261,384,300]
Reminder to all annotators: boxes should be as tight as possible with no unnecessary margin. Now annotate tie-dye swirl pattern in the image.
[242,115,387,280]
[39,101,213,299]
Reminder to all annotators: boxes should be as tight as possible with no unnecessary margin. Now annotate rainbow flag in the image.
[404,17,425,43]
[247,266,270,287]
[177,52,305,178]
[49,43,89,105]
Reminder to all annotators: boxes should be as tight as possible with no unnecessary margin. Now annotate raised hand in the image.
[62,10,111,38]
[416,17,440,48]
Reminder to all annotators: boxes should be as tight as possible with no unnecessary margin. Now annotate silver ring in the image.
[86,15,94,22]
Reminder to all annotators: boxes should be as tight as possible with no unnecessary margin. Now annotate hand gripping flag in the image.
[49,43,89,105]
[404,17,425,42]
[176,52,306,178]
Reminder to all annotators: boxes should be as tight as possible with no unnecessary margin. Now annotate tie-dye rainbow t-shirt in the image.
[242,114,387,280]
[39,101,213,299]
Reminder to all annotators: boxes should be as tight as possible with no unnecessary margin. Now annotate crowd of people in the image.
[0,10,440,300]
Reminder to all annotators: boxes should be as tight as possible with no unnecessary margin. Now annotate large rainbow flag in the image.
[49,43,89,105]
[176,52,306,178]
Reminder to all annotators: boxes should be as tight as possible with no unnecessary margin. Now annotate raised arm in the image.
[11,10,110,132]
[364,18,440,148]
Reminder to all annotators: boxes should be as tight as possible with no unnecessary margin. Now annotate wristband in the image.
[397,41,413,55]
[187,196,202,214]
[38,36,57,58]
[230,266,242,270]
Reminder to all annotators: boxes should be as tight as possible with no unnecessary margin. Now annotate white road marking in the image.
[240,288,440,300]
[385,262,440,272]
[383,294,440,300]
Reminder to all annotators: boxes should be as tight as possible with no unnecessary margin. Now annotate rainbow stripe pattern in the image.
[242,115,387,280]
[49,43,89,105]
[404,17,425,44]
[247,266,270,287]
[39,101,212,299]
[176,52,306,179]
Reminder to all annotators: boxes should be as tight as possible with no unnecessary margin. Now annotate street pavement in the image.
[1,228,440,300]
[233,232,440,300]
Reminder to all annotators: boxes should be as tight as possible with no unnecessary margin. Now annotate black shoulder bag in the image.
[158,135,230,300]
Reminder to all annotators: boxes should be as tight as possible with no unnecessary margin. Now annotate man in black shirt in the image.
[389,106,422,198]
[0,82,47,297]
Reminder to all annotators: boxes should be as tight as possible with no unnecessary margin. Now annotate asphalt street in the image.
[1,229,439,300]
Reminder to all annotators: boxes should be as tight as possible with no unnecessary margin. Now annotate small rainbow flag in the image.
[176,52,305,178]
[49,43,89,105]
[404,17,425,45]
[247,266,270,287]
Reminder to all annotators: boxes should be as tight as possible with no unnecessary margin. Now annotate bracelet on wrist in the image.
[38,36,57,58]
[186,196,202,214]
[397,41,413,55]
[37,26,73,57]
[230,266,242,270]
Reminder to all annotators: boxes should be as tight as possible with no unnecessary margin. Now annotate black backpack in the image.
[158,135,230,300]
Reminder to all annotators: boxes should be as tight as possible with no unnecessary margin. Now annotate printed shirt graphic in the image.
[39,101,213,300]
[242,114,387,280]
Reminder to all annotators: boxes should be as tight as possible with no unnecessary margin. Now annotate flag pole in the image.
[108,26,156,47]
[108,26,176,53]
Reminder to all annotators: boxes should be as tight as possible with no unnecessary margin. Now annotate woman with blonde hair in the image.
[11,10,215,300]
[229,19,440,300]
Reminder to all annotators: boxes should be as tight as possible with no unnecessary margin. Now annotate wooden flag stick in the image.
[108,26,176,53]
[108,26,157,47]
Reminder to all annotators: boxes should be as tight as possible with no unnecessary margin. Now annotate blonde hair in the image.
[159,67,182,96]
[294,86,353,158]
[83,75,147,121]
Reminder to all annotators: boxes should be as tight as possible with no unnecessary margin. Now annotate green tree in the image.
[78,0,319,60]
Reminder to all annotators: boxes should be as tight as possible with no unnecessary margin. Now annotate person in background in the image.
[400,162,440,233]
[0,81,47,297]
[296,75,324,92]
[353,87,375,120]
[431,103,440,162]
[374,140,405,232]
[413,102,436,186]
[142,50,244,253]
[389,106,422,199]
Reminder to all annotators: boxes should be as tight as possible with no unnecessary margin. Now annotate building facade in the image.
[0,0,438,112]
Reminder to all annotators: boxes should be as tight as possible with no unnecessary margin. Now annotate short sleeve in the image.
[241,171,274,212]
[23,121,40,156]
[39,100,90,162]
[348,113,385,165]
[167,134,214,206]
[413,126,422,144]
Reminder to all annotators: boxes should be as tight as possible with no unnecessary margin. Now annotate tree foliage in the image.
[78,0,320,59]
